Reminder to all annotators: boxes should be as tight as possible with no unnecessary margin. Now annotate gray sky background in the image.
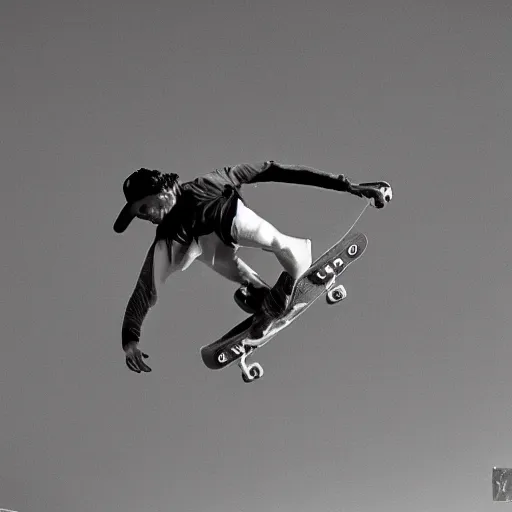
[1,1,511,511]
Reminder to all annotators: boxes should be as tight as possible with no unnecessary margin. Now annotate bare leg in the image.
[231,200,312,279]
[197,232,268,288]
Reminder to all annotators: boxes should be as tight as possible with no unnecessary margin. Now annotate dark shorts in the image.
[206,185,245,247]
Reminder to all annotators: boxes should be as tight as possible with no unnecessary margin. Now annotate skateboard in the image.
[200,231,368,382]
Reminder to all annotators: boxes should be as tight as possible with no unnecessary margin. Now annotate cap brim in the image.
[113,203,136,233]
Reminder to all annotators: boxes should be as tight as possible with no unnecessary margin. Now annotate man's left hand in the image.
[124,342,152,373]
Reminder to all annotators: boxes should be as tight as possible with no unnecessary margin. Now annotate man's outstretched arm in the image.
[122,239,174,373]
[227,161,352,192]
[227,161,391,207]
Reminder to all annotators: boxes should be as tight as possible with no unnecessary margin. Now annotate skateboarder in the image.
[114,161,392,373]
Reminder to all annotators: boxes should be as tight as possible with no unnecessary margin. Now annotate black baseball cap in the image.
[113,168,176,233]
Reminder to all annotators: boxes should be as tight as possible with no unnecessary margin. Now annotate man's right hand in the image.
[124,341,152,373]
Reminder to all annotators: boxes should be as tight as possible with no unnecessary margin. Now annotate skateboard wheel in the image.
[326,284,347,304]
[242,372,251,383]
[241,362,264,382]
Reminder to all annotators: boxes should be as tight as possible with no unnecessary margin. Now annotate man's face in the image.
[131,190,177,225]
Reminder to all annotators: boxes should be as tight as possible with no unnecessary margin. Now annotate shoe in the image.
[352,181,393,208]
[260,272,295,319]
[246,313,276,344]
[247,273,295,342]
[234,284,271,314]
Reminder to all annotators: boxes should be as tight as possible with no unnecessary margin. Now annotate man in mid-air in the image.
[114,161,392,373]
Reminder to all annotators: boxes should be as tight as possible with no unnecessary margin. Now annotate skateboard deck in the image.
[200,231,368,382]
